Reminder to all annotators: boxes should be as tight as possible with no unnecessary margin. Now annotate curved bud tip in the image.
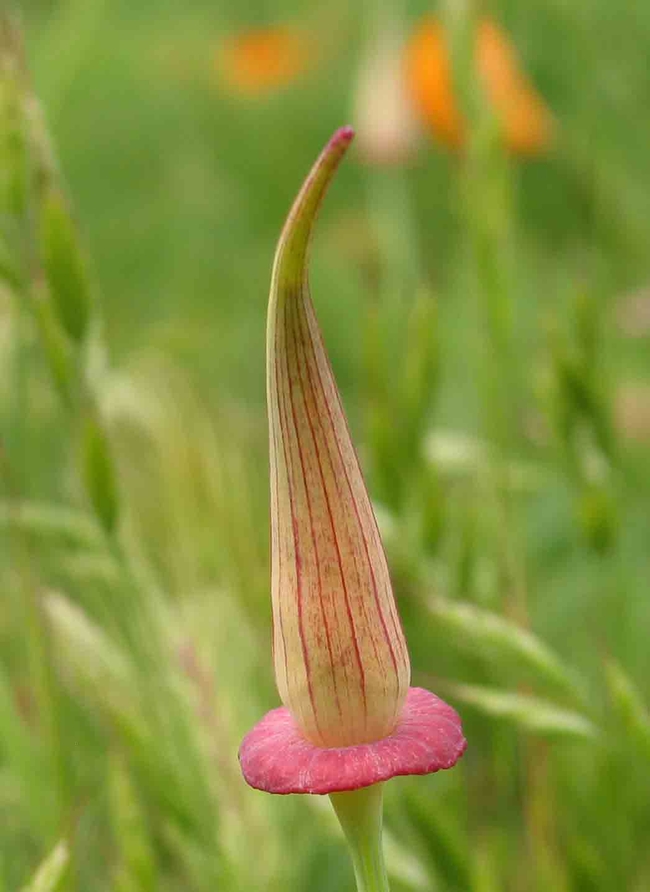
[267,129,411,748]
[332,124,355,146]
[271,126,354,292]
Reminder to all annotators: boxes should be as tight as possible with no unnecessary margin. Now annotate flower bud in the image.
[268,128,410,747]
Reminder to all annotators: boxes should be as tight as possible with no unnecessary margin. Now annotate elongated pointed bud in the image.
[81,408,119,536]
[32,280,76,407]
[41,186,94,344]
[268,128,410,748]
[0,22,29,224]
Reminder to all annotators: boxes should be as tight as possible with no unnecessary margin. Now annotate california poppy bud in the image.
[268,127,411,747]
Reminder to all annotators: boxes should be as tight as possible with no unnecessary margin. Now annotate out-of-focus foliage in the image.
[1,1,650,890]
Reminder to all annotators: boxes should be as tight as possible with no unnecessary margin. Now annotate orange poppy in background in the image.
[405,15,553,154]
[217,26,311,97]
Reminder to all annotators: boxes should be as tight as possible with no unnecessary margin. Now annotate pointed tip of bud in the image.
[329,125,355,147]
[272,127,355,291]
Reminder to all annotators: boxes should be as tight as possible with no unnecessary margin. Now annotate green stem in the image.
[329,784,390,892]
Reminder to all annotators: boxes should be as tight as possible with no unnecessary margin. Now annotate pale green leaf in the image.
[21,842,68,892]
[446,682,599,740]
[605,659,650,759]
[427,597,586,705]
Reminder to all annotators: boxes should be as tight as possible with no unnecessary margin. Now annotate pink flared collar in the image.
[239,686,466,795]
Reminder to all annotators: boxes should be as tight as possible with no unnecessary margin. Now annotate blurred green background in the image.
[2,0,650,889]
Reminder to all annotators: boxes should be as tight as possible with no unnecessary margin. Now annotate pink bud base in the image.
[239,687,466,795]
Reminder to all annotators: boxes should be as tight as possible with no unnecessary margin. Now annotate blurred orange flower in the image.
[217,26,311,97]
[405,15,553,155]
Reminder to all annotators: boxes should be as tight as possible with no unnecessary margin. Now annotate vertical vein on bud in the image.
[273,295,320,740]
[302,297,408,675]
[269,365,291,714]
[291,300,385,682]
[287,296,366,725]
[283,294,346,725]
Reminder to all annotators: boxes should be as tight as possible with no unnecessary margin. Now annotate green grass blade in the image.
[20,843,68,892]
[445,682,599,741]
